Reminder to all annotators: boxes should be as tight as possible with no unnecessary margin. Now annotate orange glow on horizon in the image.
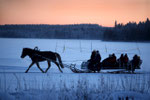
[0,0,149,27]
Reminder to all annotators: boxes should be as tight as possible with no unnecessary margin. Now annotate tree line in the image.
[0,18,150,41]
[0,24,104,39]
[103,18,150,41]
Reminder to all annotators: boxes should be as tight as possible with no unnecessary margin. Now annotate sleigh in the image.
[69,59,142,73]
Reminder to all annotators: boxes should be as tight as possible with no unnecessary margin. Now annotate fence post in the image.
[80,41,82,52]
[136,42,141,55]
[63,44,65,53]
[55,42,57,52]
[105,44,107,53]
[91,41,92,52]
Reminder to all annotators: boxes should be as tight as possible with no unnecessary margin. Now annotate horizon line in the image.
[0,23,112,27]
[0,17,149,28]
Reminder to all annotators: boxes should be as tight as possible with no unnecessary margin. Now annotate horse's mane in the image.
[23,48,39,55]
[23,48,39,52]
[23,48,33,50]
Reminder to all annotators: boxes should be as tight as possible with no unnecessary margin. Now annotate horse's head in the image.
[21,48,29,58]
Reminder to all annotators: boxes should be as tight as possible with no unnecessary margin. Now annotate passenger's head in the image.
[93,50,96,52]
[92,50,96,55]
[134,54,138,58]
[125,53,128,56]
[121,54,123,57]
[96,50,99,54]
[112,53,115,57]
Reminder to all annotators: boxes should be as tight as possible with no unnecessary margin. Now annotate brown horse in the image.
[21,48,64,73]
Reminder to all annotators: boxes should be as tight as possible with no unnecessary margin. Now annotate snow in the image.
[0,38,150,100]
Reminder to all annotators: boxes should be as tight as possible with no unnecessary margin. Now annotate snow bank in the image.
[0,73,150,100]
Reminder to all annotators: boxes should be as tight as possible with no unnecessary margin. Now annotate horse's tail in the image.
[55,53,64,68]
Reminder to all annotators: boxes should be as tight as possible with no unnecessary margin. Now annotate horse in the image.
[21,48,64,73]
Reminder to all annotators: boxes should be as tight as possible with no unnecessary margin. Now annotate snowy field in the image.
[0,38,150,100]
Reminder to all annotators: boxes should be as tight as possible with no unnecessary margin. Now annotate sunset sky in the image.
[0,0,149,27]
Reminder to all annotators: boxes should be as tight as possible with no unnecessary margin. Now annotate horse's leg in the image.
[36,62,44,73]
[25,62,34,73]
[45,61,51,73]
[54,61,63,73]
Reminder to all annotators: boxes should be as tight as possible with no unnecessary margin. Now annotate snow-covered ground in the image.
[0,38,150,100]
